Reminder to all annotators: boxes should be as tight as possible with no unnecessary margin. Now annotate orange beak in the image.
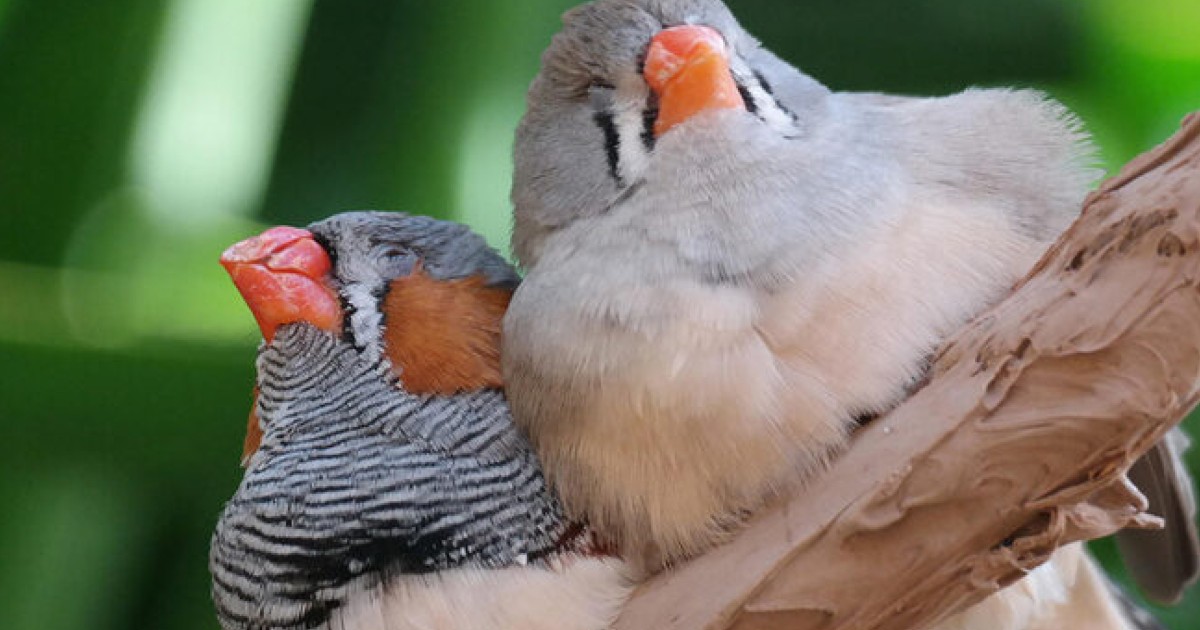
[220,226,342,342]
[643,25,745,137]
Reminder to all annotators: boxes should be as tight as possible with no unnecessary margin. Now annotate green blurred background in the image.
[1,0,1198,628]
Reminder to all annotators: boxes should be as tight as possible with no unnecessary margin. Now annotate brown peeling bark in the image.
[613,114,1200,630]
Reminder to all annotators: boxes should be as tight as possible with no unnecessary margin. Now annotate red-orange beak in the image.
[220,226,342,342]
[643,25,745,137]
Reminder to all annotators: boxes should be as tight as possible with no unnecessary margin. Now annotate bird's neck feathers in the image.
[382,267,512,395]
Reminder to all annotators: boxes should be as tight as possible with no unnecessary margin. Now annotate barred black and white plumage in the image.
[210,212,629,630]
[211,325,566,629]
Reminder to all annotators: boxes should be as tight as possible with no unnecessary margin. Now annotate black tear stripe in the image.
[753,69,798,124]
[737,80,758,114]
[339,295,359,349]
[308,231,358,347]
[310,231,336,265]
[593,110,624,186]
[641,93,658,152]
[753,70,773,95]
[366,281,393,352]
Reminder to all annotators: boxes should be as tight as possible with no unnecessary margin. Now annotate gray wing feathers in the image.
[1116,428,1200,604]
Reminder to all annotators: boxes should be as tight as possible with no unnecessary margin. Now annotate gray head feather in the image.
[513,0,831,267]
[309,211,518,291]
[307,211,519,354]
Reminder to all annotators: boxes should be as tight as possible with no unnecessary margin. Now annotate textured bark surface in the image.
[614,113,1200,630]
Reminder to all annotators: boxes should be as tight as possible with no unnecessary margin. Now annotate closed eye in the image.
[371,244,412,266]
[588,82,615,108]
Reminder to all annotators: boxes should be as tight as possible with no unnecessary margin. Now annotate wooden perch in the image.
[613,113,1200,630]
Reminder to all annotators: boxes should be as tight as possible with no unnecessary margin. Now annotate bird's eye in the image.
[380,247,407,261]
[588,82,615,110]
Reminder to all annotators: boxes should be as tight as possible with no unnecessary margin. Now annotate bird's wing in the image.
[1115,427,1200,604]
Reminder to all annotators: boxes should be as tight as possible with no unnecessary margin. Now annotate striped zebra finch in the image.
[210,211,630,630]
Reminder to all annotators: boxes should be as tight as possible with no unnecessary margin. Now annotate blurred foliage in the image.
[0,1,1197,629]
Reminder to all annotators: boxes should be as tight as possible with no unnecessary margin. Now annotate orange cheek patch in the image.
[382,268,512,395]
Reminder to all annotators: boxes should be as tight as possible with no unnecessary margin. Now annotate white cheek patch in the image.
[344,281,385,360]
[613,88,652,183]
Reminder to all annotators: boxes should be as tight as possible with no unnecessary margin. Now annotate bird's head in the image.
[220,211,519,463]
[512,0,829,265]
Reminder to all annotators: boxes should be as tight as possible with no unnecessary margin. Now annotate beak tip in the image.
[644,24,744,137]
[220,225,341,341]
[218,246,242,268]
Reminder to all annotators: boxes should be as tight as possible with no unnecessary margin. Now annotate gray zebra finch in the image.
[501,0,1197,626]
[211,212,629,630]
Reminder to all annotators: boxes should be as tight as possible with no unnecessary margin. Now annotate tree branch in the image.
[614,112,1200,630]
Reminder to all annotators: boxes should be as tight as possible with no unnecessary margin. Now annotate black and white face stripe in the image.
[307,231,359,349]
[589,54,800,186]
[736,66,800,131]
[306,211,520,360]
[340,277,388,354]
[309,231,406,358]
[589,79,656,187]
[593,108,623,185]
